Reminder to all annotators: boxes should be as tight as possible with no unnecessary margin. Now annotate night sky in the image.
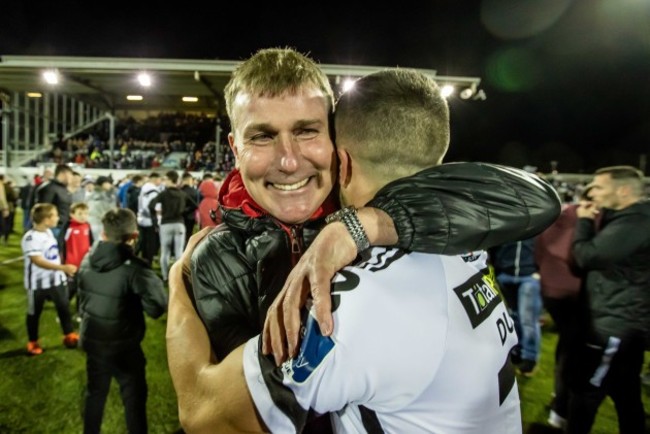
[2,0,649,174]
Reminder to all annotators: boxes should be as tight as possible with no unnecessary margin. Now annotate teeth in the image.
[272,178,310,191]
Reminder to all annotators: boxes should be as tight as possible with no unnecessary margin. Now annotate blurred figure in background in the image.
[179,172,199,247]
[136,172,162,265]
[86,176,118,243]
[534,186,596,430]
[490,237,542,377]
[197,176,220,229]
[567,165,650,434]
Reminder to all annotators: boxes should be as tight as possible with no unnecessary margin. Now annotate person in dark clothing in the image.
[125,175,145,215]
[77,208,167,434]
[490,238,542,377]
[566,165,650,434]
[148,170,187,281]
[166,48,561,432]
[19,176,37,231]
[179,172,199,247]
[34,164,74,243]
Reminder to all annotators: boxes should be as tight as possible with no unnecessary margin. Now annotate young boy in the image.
[77,208,167,434]
[63,202,93,316]
[21,203,79,356]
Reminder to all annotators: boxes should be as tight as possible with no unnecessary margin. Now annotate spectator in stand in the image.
[197,176,220,228]
[534,186,597,430]
[148,170,187,282]
[62,202,93,319]
[21,203,79,356]
[567,165,650,434]
[490,237,543,377]
[86,176,118,243]
[179,172,199,247]
[34,164,74,243]
[136,172,162,265]
[77,208,167,434]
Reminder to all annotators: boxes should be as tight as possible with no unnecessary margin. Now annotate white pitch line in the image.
[0,256,24,265]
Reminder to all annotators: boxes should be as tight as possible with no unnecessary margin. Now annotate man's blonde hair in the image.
[224,47,335,129]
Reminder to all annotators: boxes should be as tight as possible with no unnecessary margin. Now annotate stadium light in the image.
[182,96,199,102]
[137,72,152,87]
[440,85,455,98]
[27,92,43,98]
[126,95,143,101]
[43,69,59,85]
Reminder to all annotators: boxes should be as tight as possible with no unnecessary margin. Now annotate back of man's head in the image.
[595,165,645,197]
[166,170,179,185]
[335,68,450,183]
[224,47,335,128]
[54,164,73,178]
[102,209,138,243]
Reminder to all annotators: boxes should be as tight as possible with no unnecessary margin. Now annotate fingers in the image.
[310,277,333,337]
[262,298,287,366]
[283,277,308,358]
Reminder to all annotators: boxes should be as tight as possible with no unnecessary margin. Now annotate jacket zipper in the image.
[289,225,304,267]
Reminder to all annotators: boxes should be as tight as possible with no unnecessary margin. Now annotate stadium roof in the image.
[0,55,483,115]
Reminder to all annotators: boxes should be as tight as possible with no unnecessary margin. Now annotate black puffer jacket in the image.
[192,162,561,359]
[573,199,650,342]
[78,241,168,353]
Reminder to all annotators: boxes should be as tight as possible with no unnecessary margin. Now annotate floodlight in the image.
[126,95,143,101]
[342,78,356,92]
[182,96,199,102]
[27,92,43,98]
[440,85,455,98]
[138,73,152,87]
[43,70,59,85]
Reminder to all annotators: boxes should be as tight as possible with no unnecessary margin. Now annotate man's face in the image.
[58,170,73,186]
[228,87,336,224]
[69,175,82,190]
[588,174,621,210]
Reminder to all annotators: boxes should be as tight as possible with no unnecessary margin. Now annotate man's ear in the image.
[337,148,352,188]
[228,133,240,169]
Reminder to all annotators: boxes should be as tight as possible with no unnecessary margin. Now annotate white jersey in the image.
[136,182,161,227]
[21,228,67,290]
[244,248,521,434]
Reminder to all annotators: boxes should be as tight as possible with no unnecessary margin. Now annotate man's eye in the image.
[249,134,274,144]
[295,129,319,140]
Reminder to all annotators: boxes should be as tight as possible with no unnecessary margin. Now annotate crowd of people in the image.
[27,112,236,174]
[1,46,648,434]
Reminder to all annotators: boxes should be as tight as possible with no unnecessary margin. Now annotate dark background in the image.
[2,0,649,174]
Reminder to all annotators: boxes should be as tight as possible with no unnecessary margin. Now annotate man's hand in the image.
[577,200,599,219]
[262,221,357,365]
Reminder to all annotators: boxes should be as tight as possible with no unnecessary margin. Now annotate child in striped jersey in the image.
[21,203,79,355]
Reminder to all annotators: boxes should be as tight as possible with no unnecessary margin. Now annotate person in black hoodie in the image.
[34,164,73,244]
[179,172,199,248]
[77,208,167,434]
[148,170,187,281]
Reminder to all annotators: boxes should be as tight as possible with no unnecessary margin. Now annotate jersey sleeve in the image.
[22,233,43,257]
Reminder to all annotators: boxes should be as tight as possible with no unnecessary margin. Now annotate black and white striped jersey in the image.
[21,229,67,290]
[243,247,521,434]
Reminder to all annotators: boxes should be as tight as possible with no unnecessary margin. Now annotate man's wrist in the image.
[326,206,371,253]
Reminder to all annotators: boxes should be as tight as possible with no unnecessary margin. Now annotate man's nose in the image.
[277,134,300,172]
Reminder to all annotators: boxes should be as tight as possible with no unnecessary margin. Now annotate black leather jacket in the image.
[191,162,561,359]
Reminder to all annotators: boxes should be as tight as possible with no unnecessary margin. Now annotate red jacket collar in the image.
[219,169,338,221]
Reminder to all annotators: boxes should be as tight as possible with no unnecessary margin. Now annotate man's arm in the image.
[166,233,266,434]
[263,162,561,360]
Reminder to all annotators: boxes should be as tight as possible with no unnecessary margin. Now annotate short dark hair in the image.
[595,165,645,195]
[182,172,193,180]
[131,174,144,184]
[101,209,137,243]
[166,170,179,184]
[202,173,214,181]
[54,164,73,177]
[149,172,161,179]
